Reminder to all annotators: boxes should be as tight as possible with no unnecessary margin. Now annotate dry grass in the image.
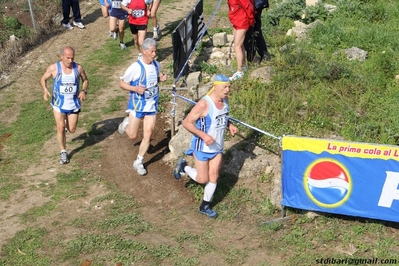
[0,0,60,74]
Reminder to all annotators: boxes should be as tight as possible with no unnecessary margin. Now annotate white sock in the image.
[137,155,144,163]
[204,182,217,202]
[61,149,67,153]
[185,165,197,181]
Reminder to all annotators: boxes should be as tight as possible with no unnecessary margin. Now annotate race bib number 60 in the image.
[60,84,77,95]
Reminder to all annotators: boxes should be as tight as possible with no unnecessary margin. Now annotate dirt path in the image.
[1,1,282,264]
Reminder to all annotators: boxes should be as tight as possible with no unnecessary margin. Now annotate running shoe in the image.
[119,42,126,50]
[62,22,73,30]
[118,116,129,134]
[73,21,85,29]
[173,157,186,180]
[133,160,147,176]
[229,71,244,81]
[199,205,218,219]
[153,24,160,40]
[60,151,70,164]
[263,50,271,61]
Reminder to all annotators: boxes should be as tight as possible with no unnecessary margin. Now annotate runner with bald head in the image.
[40,46,89,164]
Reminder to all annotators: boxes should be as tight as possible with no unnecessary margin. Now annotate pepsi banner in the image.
[281,136,399,223]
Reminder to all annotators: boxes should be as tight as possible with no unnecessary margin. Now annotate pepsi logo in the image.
[304,159,352,208]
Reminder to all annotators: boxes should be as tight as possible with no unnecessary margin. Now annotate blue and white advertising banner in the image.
[281,135,399,223]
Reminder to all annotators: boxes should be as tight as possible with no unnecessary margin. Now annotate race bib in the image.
[60,83,77,97]
[215,114,228,130]
[144,86,158,99]
[112,0,121,8]
[131,9,145,18]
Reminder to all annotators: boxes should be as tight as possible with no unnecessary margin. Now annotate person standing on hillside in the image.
[121,0,149,58]
[40,46,89,164]
[61,0,85,29]
[117,38,168,175]
[148,0,161,40]
[173,74,238,218]
[228,0,255,81]
[244,0,270,63]
[109,0,129,49]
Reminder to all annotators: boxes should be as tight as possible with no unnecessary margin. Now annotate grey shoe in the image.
[153,24,160,40]
[73,21,85,29]
[229,71,244,81]
[62,22,73,30]
[133,160,147,175]
[60,151,70,164]
[119,42,127,50]
[118,116,129,134]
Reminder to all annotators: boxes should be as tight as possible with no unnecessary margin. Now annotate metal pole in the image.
[28,0,37,32]
[171,85,177,136]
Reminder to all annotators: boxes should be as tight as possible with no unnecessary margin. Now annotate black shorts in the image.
[110,9,128,20]
[129,24,147,34]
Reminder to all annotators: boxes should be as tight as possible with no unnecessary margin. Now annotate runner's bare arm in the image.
[40,63,57,101]
[78,65,88,101]
[119,79,146,94]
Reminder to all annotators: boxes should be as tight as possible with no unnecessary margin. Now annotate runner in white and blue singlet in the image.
[118,38,168,176]
[173,74,238,219]
[40,46,88,165]
[123,59,160,115]
[51,61,81,114]
[188,95,229,156]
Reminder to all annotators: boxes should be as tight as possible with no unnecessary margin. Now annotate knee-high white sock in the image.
[203,182,217,202]
[184,165,197,182]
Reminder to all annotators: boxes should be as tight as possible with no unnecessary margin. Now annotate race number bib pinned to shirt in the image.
[112,0,122,8]
[144,86,158,99]
[132,9,145,18]
[60,83,77,97]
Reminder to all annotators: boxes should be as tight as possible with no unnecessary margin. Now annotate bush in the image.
[3,16,22,31]
[302,2,330,24]
[264,0,305,26]
[0,0,60,74]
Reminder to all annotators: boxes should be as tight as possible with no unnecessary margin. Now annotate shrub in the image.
[3,15,22,31]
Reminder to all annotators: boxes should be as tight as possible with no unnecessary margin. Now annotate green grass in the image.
[0,227,51,265]
[231,0,399,147]
[2,0,399,265]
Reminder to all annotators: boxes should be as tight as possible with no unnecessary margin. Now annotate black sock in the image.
[200,200,210,210]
